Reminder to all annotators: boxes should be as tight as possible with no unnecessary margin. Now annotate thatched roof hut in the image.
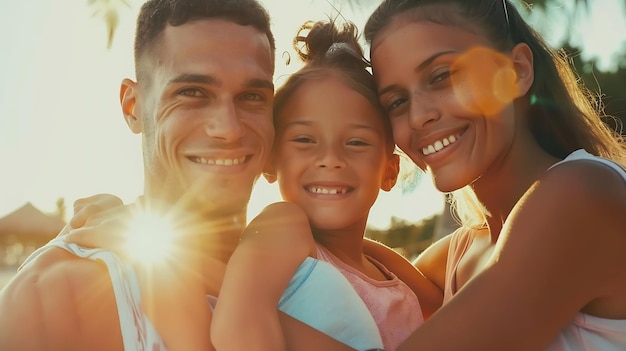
[0,203,66,245]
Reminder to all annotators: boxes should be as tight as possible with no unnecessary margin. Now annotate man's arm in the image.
[0,247,123,351]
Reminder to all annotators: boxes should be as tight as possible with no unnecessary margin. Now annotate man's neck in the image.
[139,194,246,264]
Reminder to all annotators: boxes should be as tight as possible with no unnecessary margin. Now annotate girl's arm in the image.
[399,160,626,350]
[211,201,318,351]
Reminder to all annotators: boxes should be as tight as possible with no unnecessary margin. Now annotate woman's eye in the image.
[386,97,407,113]
[178,88,204,97]
[431,70,452,84]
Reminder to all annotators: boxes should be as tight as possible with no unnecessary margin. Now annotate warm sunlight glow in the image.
[452,46,518,116]
[124,211,176,265]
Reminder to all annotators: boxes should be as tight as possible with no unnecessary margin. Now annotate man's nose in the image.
[204,100,243,141]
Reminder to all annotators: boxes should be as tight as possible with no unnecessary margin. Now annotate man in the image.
[0,1,355,350]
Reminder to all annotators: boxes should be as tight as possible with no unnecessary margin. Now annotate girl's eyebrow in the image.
[377,50,457,96]
[282,119,378,130]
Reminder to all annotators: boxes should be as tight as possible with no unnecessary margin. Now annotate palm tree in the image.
[88,0,131,48]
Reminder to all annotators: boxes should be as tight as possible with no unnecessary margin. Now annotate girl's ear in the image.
[381,153,400,192]
[262,158,277,184]
[120,78,143,134]
[511,43,534,98]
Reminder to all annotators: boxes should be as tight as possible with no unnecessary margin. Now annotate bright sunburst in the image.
[124,211,177,266]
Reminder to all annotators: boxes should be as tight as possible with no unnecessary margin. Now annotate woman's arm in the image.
[399,160,626,350]
[211,202,318,351]
[363,238,445,319]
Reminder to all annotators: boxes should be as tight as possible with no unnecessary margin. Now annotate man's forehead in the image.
[156,19,274,74]
[163,19,272,55]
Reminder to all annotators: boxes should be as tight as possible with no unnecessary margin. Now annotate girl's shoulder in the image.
[243,201,317,256]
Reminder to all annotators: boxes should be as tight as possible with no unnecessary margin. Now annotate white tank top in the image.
[21,238,169,351]
[545,149,626,351]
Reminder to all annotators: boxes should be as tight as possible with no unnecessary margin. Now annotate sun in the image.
[124,211,177,266]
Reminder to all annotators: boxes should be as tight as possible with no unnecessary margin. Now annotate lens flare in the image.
[124,211,176,265]
[451,46,518,116]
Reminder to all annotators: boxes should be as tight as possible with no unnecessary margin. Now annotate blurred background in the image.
[1,0,625,287]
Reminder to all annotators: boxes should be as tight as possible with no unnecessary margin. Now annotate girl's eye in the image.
[347,139,370,146]
[292,137,315,144]
[178,88,204,97]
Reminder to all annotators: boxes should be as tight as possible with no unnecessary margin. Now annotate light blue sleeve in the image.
[278,257,384,351]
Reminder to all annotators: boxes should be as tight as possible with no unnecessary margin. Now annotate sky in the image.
[0,0,624,229]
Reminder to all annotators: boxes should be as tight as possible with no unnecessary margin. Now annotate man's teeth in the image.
[308,186,348,195]
[422,134,459,156]
[191,156,246,165]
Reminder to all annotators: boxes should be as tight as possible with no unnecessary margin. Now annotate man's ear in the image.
[381,153,400,192]
[120,78,143,134]
[510,43,534,98]
[262,158,277,184]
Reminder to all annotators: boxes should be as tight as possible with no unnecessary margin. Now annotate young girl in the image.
[364,0,626,349]
[211,19,438,351]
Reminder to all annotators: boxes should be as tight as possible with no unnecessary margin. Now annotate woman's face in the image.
[370,19,522,192]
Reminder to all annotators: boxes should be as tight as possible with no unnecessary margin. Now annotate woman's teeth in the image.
[422,134,459,156]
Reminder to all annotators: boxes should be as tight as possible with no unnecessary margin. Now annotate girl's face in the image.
[269,75,398,231]
[371,19,527,192]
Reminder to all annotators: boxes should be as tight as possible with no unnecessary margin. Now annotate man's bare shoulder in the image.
[0,246,123,350]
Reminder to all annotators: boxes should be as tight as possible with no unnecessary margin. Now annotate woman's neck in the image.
[472,138,561,241]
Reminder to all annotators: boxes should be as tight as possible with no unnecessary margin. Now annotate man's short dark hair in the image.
[134,0,275,81]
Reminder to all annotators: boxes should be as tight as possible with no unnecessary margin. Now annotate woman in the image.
[364,0,626,350]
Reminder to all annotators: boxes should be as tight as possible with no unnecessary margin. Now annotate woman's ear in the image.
[381,153,400,192]
[511,43,534,98]
[120,78,143,134]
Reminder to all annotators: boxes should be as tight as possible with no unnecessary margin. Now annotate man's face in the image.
[128,19,275,217]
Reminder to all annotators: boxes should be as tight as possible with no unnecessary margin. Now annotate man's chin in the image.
[189,187,252,216]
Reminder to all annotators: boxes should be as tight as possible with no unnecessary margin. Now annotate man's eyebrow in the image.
[246,78,274,91]
[378,50,457,96]
[169,74,218,86]
[167,75,273,91]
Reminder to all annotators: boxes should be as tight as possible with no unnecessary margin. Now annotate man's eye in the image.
[242,92,265,101]
[178,88,204,97]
